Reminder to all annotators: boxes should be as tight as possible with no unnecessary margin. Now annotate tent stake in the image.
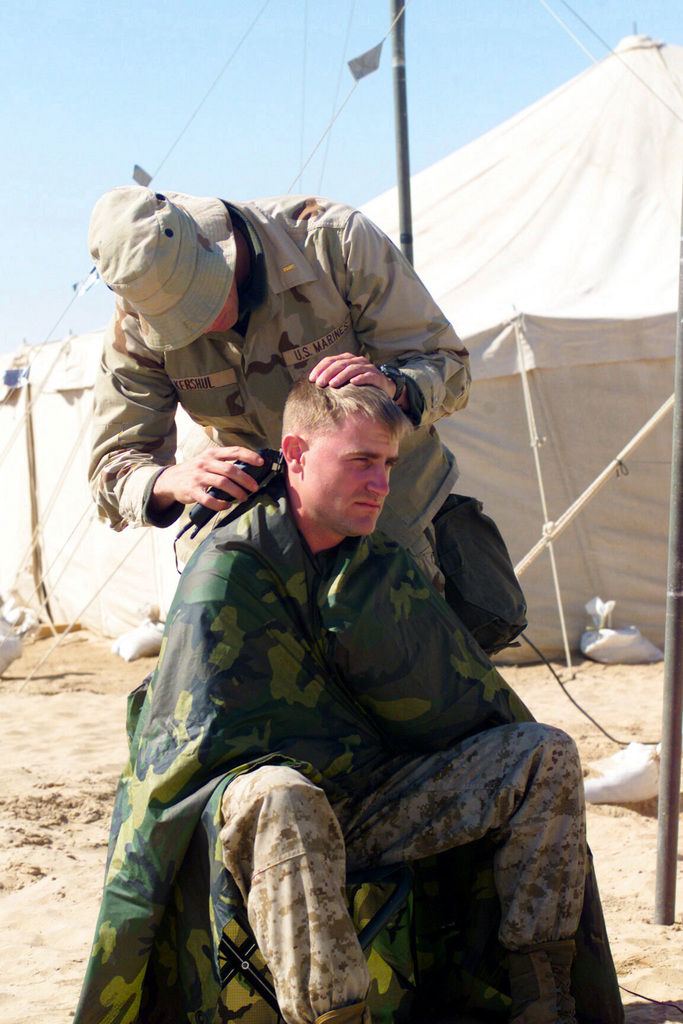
[655,185,683,925]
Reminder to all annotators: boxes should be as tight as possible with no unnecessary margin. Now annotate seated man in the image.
[74,383,622,1024]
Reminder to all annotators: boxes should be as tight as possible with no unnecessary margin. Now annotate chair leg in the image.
[219,916,279,1012]
[347,865,413,951]
[220,865,413,1016]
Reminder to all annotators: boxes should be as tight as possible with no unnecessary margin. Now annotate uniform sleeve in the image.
[89,302,179,530]
[340,210,471,426]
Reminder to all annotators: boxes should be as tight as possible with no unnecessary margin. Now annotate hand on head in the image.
[309,352,396,397]
[309,352,410,413]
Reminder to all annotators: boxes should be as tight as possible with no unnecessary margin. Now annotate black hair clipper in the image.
[182,447,281,540]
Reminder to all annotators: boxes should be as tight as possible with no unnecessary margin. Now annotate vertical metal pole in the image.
[655,181,683,924]
[390,0,414,265]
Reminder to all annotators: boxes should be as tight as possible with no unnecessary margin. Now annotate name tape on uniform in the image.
[172,369,237,391]
[282,317,351,367]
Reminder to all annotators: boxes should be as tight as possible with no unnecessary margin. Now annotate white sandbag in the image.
[584,742,660,804]
[0,597,38,637]
[0,619,23,675]
[580,596,663,663]
[580,625,663,663]
[111,618,164,662]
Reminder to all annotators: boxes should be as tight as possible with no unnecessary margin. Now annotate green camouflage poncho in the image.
[74,477,622,1024]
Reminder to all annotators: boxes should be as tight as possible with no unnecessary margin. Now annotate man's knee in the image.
[221,765,339,847]
[222,764,322,817]
[520,722,582,784]
[220,766,343,894]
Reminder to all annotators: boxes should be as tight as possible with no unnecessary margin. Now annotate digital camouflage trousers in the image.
[219,721,586,1024]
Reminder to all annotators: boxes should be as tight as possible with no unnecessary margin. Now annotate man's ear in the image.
[281,433,307,473]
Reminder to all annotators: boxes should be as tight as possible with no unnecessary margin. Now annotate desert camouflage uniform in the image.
[73,477,622,1024]
[221,713,586,1024]
[88,193,471,558]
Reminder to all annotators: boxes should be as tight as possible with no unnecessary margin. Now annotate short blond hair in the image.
[282,380,410,442]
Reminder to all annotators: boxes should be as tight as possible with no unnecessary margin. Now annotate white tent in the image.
[0,333,184,638]
[363,34,682,660]
[3,37,681,659]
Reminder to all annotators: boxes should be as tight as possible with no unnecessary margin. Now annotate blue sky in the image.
[1,0,681,354]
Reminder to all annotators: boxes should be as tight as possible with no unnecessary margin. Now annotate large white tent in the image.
[2,36,681,661]
[364,34,683,660]
[0,333,183,639]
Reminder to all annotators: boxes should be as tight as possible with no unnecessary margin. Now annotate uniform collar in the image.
[228,199,319,294]
[223,203,267,318]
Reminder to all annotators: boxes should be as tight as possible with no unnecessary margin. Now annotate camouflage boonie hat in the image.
[88,186,236,351]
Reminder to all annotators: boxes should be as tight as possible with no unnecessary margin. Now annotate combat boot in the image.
[315,1001,368,1024]
[508,939,577,1024]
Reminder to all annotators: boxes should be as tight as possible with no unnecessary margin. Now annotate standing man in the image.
[87,186,471,573]
[73,382,622,1024]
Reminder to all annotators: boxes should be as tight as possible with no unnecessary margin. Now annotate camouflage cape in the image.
[74,476,623,1024]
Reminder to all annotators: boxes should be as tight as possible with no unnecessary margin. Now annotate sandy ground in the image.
[1,631,682,1023]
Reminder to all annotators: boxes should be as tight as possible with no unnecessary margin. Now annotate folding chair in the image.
[219,863,413,1014]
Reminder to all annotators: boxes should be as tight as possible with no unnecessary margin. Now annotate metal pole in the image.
[655,180,683,924]
[390,0,414,265]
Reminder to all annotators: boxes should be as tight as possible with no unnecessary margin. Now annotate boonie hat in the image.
[88,186,236,351]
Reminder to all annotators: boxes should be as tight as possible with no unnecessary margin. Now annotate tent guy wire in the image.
[17,528,149,693]
[542,0,683,126]
[317,0,358,192]
[514,316,573,670]
[289,0,416,192]
[150,0,274,184]
[536,0,599,66]
[18,0,409,365]
[514,393,675,577]
[0,502,94,663]
[0,339,72,473]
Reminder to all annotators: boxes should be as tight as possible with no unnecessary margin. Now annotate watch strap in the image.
[379,364,406,403]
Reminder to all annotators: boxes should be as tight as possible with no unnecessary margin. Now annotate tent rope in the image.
[539,0,683,127]
[515,393,675,576]
[0,401,95,652]
[514,317,573,669]
[536,0,598,65]
[17,528,149,693]
[0,338,72,473]
[288,0,415,193]
[149,0,274,183]
[0,503,94,660]
[11,408,94,593]
[317,0,358,192]
[6,501,94,642]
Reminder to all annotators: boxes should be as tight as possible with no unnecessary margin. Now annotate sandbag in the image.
[580,597,662,664]
[584,742,660,804]
[0,619,22,675]
[112,618,165,662]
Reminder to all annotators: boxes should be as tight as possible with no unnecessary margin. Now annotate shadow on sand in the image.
[623,997,683,1023]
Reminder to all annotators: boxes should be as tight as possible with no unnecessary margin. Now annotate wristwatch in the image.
[378,364,406,403]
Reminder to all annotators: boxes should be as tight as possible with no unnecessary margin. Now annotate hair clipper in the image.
[186,447,281,537]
